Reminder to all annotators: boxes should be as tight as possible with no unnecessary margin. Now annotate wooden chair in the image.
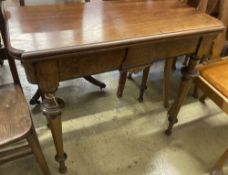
[0,1,50,174]
[0,76,51,175]
[197,1,228,174]
[196,58,228,175]
[116,0,209,107]
[0,39,51,175]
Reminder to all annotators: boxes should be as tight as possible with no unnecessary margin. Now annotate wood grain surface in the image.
[0,84,31,146]
[3,0,224,59]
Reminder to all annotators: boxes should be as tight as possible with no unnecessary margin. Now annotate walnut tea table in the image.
[2,0,225,173]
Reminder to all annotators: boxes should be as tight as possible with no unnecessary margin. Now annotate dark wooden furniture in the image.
[2,0,224,173]
[16,0,106,105]
[0,4,50,175]
[116,0,210,107]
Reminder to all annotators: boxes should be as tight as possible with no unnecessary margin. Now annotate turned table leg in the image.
[138,66,150,102]
[41,93,67,173]
[165,56,198,136]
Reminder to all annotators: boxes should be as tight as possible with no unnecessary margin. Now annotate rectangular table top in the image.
[3,0,224,59]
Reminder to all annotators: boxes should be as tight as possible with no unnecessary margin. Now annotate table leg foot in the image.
[165,116,178,136]
[55,153,67,173]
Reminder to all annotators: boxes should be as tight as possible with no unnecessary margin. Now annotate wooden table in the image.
[2,0,224,173]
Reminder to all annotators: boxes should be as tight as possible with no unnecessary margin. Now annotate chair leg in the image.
[19,0,25,6]
[0,59,3,66]
[138,66,150,102]
[199,94,207,103]
[26,128,51,175]
[172,57,177,70]
[183,56,189,66]
[193,84,199,98]
[163,58,174,108]
[211,148,228,175]
[84,76,106,90]
[117,71,127,98]
[30,89,41,105]
[128,73,133,80]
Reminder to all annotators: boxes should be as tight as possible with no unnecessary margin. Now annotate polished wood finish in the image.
[0,85,32,145]
[2,0,224,172]
[116,0,212,105]
[4,1,224,58]
[17,0,107,105]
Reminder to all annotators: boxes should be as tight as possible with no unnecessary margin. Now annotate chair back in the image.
[0,0,21,86]
[210,0,228,58]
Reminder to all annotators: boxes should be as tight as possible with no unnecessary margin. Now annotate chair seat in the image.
[199,59,228,98]
[0,84,32,146]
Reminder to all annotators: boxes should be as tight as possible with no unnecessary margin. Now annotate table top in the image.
[3,0,224,59]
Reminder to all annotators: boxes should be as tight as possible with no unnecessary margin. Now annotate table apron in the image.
[23,34,216,85]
